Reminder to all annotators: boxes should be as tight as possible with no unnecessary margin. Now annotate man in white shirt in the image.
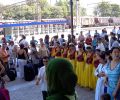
[96,38,105,51]
[112,26,116,34]
[59,34,65,46]
[19,35,29,53]
[36,56,49,100]
[117,27,120,40]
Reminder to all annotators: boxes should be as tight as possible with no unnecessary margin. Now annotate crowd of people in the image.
[0,26,119,100]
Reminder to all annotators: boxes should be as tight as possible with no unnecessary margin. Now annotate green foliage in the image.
[3,0,86,20]
[94,2,120,17]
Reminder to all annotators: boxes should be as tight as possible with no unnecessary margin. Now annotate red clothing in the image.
[86,54,93,64]
[94,60,100,68]
[69,51,75,60]
[85,37,92,45]
[77,52,84,62]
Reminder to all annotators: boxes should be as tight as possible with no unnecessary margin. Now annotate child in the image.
[36,56,49,100]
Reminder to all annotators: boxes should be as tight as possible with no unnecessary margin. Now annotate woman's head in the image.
[45,35,49,40]
[110,47,120,61]
[105,51,112,62]
[97,51,106,64]
[46,58,77,95]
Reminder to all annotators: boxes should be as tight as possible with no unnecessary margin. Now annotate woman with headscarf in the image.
[46,58,77,100]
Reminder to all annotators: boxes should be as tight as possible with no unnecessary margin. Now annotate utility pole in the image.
[70,0,74,43]
[36,0,41,34]
[76,0,80,33]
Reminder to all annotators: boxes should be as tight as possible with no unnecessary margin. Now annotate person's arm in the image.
[0,62,5,75]
[36,69,42,85]
[24,50,28,60]
[94,65,100,77]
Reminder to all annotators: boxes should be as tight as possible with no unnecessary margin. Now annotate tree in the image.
[110,4,120,17]
[80,7,86,16]
[94,2,120,17]
[94,2,111,16]
[49,6,64,18]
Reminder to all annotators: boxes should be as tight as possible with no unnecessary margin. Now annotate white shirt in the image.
[117,29,120,35]
[38,66,47,91]
[112,29,116,34]
[96,43,105,51]
[100,32,107,38]
[112,40,120,48]
[19,39,29,48]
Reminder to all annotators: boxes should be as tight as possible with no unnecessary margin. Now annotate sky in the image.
[0,0,120,15]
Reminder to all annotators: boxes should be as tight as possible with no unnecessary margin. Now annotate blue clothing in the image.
[30,40,38,45]
[106,62,120,100]
[92,39,97,47]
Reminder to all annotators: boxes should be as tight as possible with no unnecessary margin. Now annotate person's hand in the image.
[104,76,108,86]
[36,80,39,85]
[113,90,117,100]
[99,72,106,77]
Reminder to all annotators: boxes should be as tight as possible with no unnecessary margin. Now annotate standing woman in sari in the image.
[62,43,68,60]
[84,46,93,89]
[76,42,85,86]
[105,47,120,100]
[55,42,61,58]
[68,43,76,72]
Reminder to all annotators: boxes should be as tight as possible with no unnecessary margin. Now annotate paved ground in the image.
[5,78,95,100]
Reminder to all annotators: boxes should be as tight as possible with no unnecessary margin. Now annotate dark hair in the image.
[112,37,117,41]
[43,56,49,60]
[19,44,24,49]
[96,49,101,53]
[61,34,64,38]
[110,47,120,53]
[105,50,112,61]
[105,50,110,56]
[104,35,109,42]
[98,51,106,60]
[22,35,26,39]
[101,93,111,100]
[86,46,92,51]
[45,35,49,40]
